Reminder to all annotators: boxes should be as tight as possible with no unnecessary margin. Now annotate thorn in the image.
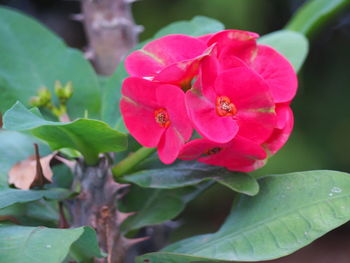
[124,236,149,248]
[54,155,75,169]
[84,48,94,60]
[135,25,144,33]
[116,211,136,223]
[116,184,131,199]
[58,202,70,229]
[124,0,140,4]
[70,13,84,21]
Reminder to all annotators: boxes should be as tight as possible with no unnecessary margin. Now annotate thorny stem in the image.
[112,147,156,178]
[67,157,130,263]
[81,0,141,75]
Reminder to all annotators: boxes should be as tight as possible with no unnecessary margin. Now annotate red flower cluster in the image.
[120,30,297,172]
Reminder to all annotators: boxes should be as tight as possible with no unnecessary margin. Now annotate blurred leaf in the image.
[0,188,71,209]
[154,16,224,38]
[137,170,350,262]
[0,7,101,118]
[0,130,50,187]
[258,30,309,72]
[123,161,258,196]
[120,182,212,233]
[0,201,59,227]
[101,16,224,130]
[51,164,73,189]
[0,224,101,263]
[3,102,127,165]
[286,0,350,37]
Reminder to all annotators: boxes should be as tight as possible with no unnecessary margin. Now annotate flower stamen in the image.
[216,96,237,117]
[154,108,171,128]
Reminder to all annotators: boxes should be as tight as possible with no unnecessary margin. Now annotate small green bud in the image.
[29,96,42,107]
[63,81,73,99]
[54,81,73,103]
[37,87,52,106]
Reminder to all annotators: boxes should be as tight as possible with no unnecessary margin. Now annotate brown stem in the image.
[66,157,129,263]
[81,0,140,75]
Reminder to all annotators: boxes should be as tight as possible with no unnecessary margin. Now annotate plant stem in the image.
[112,147,156,178]
[81,0,141,75]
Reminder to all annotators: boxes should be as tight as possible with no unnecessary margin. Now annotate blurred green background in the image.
[1,0,350,261]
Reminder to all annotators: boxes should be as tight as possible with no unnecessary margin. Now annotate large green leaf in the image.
[258,30,308,72]
[3,102,127,165]
[137,170,350,262]
[101,16,224,129]
[0,7,101,118]
[122,161,259,196]
[0,130,50,187]
[286,0,350,37]
[0,188,71,210]
[0,224,101,263]
[120,183,212,233]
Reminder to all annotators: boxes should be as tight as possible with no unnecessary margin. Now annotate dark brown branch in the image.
[66,157,129,263]
[81,0,141,75]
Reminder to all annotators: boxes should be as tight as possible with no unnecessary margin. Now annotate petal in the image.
[157,127,184,164]
[196,33,214,44]
[275,103,291,129]
[121,77,159,108]
[199,137,267,172]
[199,55,220,101]
[236,110,276,144]
[154,45,215,88]
[120,98,164,148]
[125,35,207,78]
[264,105,294,155]
[156,84,192,141]
[186,88,239,143]
[253,45,298,103]
[208,29,259,68]
[179,139,219,160]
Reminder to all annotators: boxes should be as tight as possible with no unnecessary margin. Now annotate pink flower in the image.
[179,136,267,172]
[120,77,192,164]
[186,56,276,144]
[200,30,298,103]
[121,29,297,170]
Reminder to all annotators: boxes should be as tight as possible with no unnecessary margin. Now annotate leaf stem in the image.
[112,147,156,178]
[286,0,350,38]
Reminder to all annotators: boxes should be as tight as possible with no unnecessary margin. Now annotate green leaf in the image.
[0,130,50,187]
[0,188,71,210]
[0,7,101,118]
[101,16,224,129]
[120,183,212,233]
[0,224,101,263]
[123,161,259,196]
[286,0,350,38]
[154,16,224,38]
[258,30,309,72]
[3,102,127,165]
[0,201,59,227]
[137,170,350,263]
[69,227,104,262]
